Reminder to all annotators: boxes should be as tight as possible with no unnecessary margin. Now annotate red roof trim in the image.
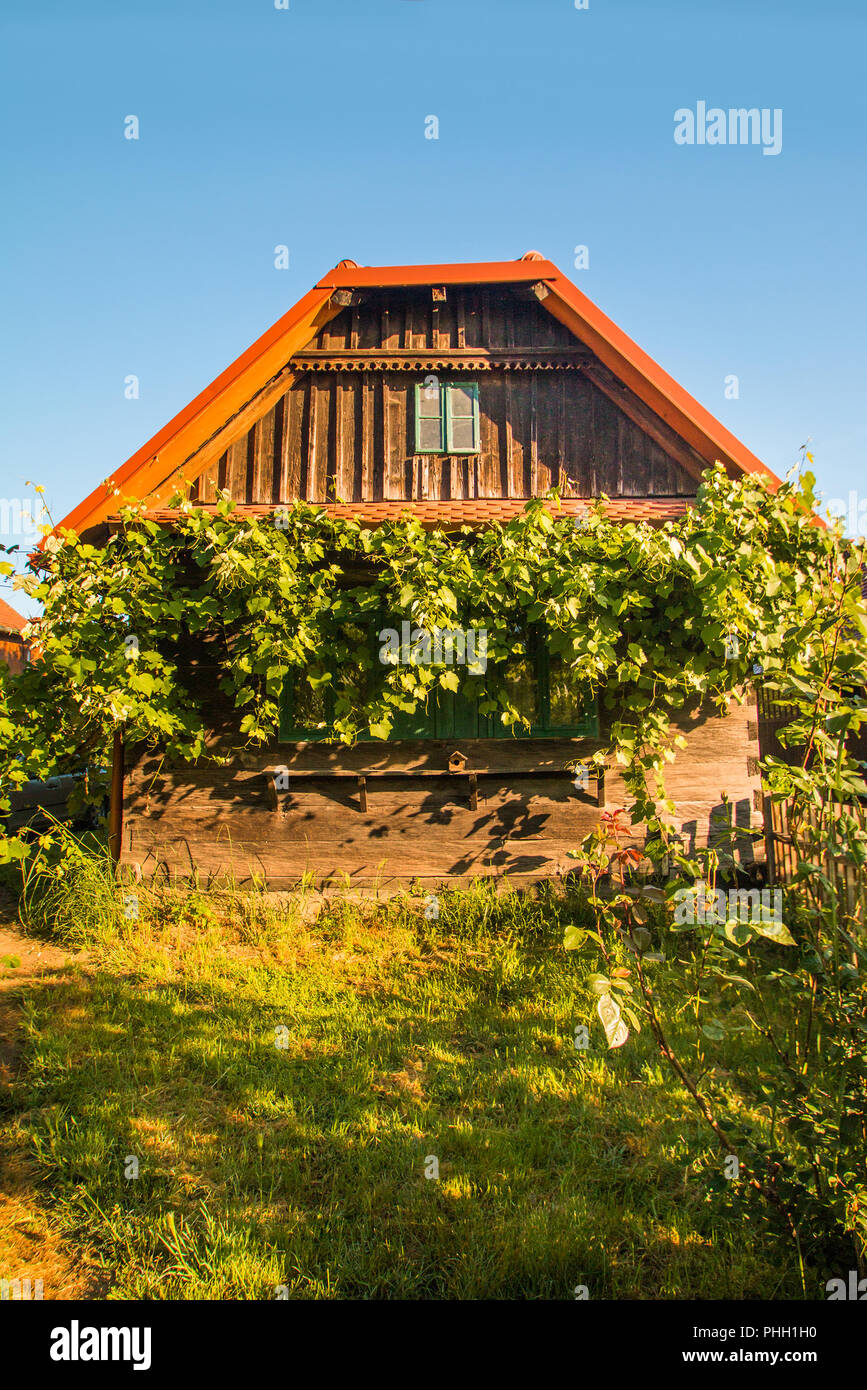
[0,597,28,634]
[316,260,559,289]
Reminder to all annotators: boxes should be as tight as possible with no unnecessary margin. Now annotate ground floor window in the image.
[279,622,598,741]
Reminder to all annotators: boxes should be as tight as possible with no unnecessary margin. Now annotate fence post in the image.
[761,792,776,886]
[108,728,124,864]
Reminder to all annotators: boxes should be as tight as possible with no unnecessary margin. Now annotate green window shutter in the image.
[390,687,455,740]
[415,380,445,453]
[454,680,489,737]
[445,383,480,454]
[415,381,480,454]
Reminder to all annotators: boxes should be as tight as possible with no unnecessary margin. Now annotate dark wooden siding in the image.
[121,698,762,887]
[189,288,698,507]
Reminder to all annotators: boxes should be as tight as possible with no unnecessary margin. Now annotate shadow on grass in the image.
[4,932,808,1301]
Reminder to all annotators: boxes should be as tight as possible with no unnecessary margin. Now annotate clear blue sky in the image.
[2,0,865,614]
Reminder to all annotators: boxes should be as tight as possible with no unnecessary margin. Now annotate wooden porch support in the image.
[108,728,124,864]
[596,770,606,808]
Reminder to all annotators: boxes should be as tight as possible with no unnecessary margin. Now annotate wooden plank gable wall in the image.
[187,287,699,507]
[124,705,762,888]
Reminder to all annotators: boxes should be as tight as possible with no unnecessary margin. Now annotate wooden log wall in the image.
[121,697,763,888]
[604,697,764,869]
[188,288,698,507]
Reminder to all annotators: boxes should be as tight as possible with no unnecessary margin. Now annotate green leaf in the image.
[752,918,797,946]
[722,919,754,946]
[438,585,458,613]
[716,972,756,991]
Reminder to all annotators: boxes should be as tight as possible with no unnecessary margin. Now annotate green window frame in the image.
[534,643,599,738]
[414,381,480,455]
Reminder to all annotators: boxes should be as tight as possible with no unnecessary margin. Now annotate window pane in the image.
[418,383,442,416]
[504,657,538,724]
[293,682,328,731]
[450,416,476,451]
[448,384,475,416]
[417,416,443,451]
[549,660,587,727]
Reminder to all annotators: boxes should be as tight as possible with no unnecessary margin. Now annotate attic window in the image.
[414,381,480,454]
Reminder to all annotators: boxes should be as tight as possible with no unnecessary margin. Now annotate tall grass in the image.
[17,823,124,947]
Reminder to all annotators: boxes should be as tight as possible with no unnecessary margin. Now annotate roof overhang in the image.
[132,497,691,533]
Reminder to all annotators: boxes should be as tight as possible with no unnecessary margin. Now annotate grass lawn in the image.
[1,880,809,1300]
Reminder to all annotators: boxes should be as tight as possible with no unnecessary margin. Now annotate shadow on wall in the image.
[679,797,757,869]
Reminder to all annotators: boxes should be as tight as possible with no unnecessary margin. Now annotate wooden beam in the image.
[513,281,551,304]
[142,365,299,505]
[292,346,590,365]
[109,728,124,864]
[581,363,707,481]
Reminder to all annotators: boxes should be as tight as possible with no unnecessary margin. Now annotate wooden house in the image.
[57,255,783,887]
[0,598,30,677]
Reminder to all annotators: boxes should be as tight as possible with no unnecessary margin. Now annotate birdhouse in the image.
[448,749,468,773]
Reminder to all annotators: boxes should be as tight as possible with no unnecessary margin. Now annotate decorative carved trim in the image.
[292,347,589,373]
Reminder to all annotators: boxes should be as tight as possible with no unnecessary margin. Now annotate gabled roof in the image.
[54,254,781,540]
[0,597,28,636]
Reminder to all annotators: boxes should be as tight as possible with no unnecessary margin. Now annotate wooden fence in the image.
[763,794,867,918]
[755,683,866,912]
